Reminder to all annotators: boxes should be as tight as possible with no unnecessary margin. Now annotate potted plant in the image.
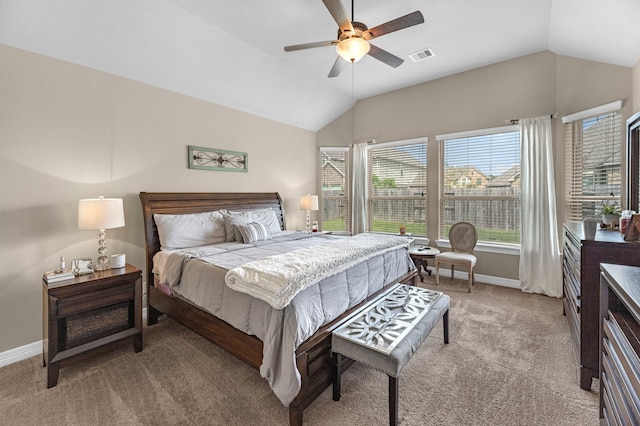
[601,198,622,228]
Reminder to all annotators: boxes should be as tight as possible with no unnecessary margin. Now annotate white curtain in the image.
[519,115,562,297]
[351,142,368,235]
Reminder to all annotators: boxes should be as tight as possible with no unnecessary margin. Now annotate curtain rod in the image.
[349,139,376,147]
[506,113,558,125]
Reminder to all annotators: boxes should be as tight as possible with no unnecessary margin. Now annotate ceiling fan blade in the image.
[322,0,355,34]
[364,11,424,40]
[284,41,337,52]
[328,56,345,78]
[367,44,404,68]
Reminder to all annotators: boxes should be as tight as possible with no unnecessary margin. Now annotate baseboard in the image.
[426,267,520,289]
[0,340,42,368]
[0,307,149,369]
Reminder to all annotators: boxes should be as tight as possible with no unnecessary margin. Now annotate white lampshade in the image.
[336,37,370,63]
[78,197,125,230]
[299,194,319,211]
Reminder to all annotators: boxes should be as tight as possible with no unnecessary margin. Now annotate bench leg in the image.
[389,375,399,426]
[332,353,342,401]
[443,309,449,344]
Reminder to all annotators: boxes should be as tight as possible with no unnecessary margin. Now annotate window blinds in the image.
[564,110,622,221]
[367,142,427,235]
[320,148,349,232]
[439,129,521,244]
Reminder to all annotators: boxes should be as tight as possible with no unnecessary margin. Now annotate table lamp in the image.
[78,196,125,271]
[299,194,318,233]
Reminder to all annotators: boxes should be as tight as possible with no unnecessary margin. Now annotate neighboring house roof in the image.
[321,152,346,187]
[487,165,521,187]
[370,147,426,188]
[444,166,489,188]
[582,114,620,171]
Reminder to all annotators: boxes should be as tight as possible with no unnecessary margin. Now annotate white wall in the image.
[0,44,317,353]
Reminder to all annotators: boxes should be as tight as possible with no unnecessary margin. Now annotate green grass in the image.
[443,225,520,244]
[323,218,520,244]
[372,220,425,235]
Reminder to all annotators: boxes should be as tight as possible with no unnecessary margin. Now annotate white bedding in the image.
[225,233,411,309]
[153,232,414,406]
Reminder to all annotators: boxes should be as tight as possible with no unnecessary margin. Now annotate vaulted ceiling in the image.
[2,0,640,131]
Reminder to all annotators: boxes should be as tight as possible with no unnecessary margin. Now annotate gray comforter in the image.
[156,232,414,405]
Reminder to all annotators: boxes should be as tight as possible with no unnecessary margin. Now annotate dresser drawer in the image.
[601,374,621,426]
[604,313,640,400]
[602,313,640,425]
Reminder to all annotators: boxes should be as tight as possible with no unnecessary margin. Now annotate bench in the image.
[332,283,450,426]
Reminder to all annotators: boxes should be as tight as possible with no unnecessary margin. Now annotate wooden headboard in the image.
[139,192,286,287]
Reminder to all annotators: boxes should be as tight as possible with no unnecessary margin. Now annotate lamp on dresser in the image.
[300,194,318,233]
[78,196,125,270]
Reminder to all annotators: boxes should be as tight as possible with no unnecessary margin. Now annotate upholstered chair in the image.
[435,222,478,292]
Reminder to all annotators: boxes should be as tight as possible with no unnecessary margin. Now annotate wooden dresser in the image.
[600,263,640,424]
[562,222,640,390]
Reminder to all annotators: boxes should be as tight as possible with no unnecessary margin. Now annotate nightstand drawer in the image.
[57,283,135,317]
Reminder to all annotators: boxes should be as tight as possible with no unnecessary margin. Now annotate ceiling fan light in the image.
[336,37,370,63]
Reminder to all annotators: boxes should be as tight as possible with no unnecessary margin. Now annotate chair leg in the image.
[450,265,454,280]
[435,260,440,285]
[468,267,473,292]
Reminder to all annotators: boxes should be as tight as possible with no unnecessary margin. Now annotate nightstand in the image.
[408,245,440,283]
[42,264,142,388]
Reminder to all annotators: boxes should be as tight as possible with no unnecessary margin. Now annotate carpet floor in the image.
[0,275,599,425]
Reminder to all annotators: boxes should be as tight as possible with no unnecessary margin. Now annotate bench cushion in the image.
[332,294,450,378]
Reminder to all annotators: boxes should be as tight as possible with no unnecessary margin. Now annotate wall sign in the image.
[188,145,248,172]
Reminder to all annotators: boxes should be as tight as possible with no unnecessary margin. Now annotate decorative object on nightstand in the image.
[78,196,125,271]
[42,264,143,388]
[299,194,318,234]
[43,268,75,283]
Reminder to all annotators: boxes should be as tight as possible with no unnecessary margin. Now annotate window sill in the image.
[436,239,520,256]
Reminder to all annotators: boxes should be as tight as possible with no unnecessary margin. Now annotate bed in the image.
[139,192,417,425]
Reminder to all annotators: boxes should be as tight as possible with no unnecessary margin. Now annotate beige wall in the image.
[318,51,633,281]
[0,44,317,353]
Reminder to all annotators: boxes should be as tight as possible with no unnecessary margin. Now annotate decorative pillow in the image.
[237,222,272,244]
[222,211,252,242]
[154,210,226,250]
[250,208,282,235]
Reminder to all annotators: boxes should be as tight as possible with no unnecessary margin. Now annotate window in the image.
[437,127,520,245]
[564,104,622,221]
[368,139,427,236]
[320,148,349,232]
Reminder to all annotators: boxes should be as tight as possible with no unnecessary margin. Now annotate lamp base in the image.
[95,229,110,270]
[94,255,110,271]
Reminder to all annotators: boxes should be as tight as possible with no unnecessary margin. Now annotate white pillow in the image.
[250,208,282,235]
[154,211,226,250]
[237,222,272,243]
[227,208,282,235]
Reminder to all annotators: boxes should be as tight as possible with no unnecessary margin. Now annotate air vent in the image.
[409,48,435,62]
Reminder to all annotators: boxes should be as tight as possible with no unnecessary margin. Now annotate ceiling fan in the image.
[284,0,424,78]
